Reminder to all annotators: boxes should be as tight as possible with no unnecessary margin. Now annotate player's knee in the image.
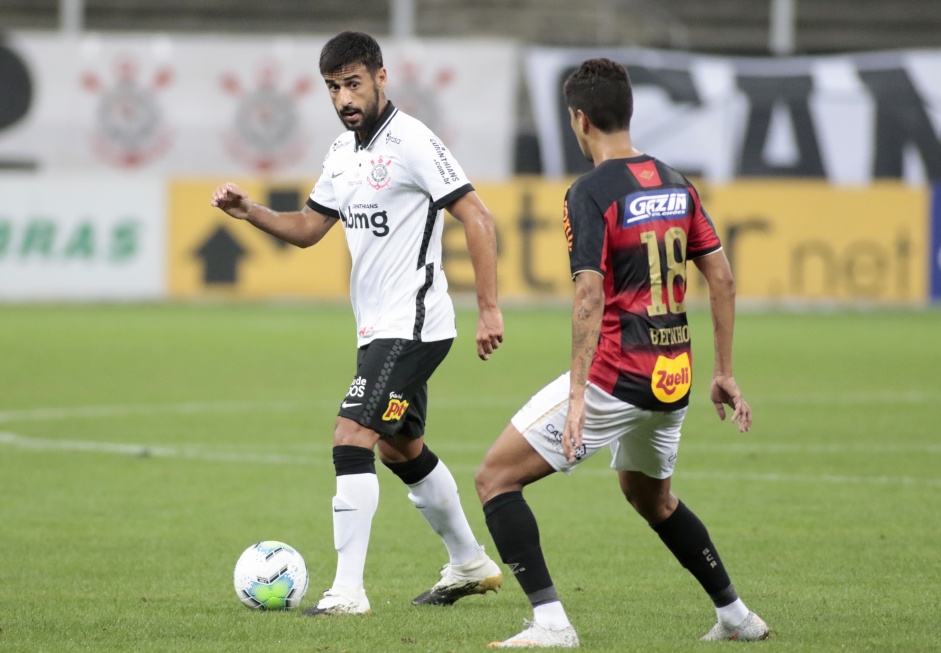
[474,461,496,503]
[474,459,517,504]
[626,495,659,523]
[621,484,642,512]
[623,488,676,524]
[333,416,379,448]
[383,443,439,483]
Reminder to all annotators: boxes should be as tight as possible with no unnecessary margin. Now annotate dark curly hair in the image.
[563,58,633,133]
[319,31,384,76]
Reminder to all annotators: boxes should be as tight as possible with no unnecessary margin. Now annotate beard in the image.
[337,87,382,134]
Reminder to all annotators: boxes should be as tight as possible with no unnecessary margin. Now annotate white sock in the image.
[716,598,750,627]
[406,460,481,565]
[533,600,572,630]
[331,472,379,591]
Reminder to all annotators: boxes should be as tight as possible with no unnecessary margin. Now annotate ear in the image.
[374,66,388,89]
[575,109,591,136]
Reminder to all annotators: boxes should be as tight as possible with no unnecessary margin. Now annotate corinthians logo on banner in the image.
[390,58,454,144]
[81,54,174,168]
[220,62,313,173]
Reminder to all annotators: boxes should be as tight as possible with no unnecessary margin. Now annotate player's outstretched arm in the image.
[447,191,504,361]
[210,182,338,248]
[693,249,752,433]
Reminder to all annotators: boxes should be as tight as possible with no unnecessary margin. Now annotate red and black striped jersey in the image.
[564,154,722,411]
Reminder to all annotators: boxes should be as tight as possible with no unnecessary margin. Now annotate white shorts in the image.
[510,372,687,479]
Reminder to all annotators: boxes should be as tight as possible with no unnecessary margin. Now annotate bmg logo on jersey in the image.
[623,190,689,226]
[342,204,390,237]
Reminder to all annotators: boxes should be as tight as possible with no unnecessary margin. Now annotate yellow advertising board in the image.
[168,178,930,304]
[692,181,928,303]
[168,179,349,299]
[460,179,930,304]
[442,178,572,298]
[167,177,576,301]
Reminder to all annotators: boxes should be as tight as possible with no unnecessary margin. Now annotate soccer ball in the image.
[233,541,309,610]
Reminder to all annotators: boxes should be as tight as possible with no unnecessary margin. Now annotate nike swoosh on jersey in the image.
[331,170,345,178]
[341,401,362,408]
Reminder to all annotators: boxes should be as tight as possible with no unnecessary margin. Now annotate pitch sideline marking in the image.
[0,432,326,465]
[0,389,934,425]
[0,397,521,423]
[0,400,312,423]
[2,431,938,487]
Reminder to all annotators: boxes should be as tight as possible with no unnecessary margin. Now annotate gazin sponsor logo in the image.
[623,190,689,226]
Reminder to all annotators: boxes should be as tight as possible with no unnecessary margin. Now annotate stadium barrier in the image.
[1,176,934,304]
[163,178,933,305]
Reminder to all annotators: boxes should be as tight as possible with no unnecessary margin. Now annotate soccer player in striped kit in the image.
[475,58,769,648]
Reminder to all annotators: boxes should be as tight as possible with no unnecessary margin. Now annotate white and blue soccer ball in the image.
[233,541,309,610]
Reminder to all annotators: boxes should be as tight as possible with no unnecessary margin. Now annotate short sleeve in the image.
[565,182,607,279]
[307,154,341,219]
[405,132,473,210]
[686,184,721,259]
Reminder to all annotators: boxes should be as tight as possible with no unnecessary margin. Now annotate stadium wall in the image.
[1,177,935,305]
[166,178,933,305]
[2,34,940,305]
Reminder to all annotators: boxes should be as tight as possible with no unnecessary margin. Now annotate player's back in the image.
[565,154,722,411]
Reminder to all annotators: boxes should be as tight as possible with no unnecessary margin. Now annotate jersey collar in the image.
[355,101,398,152]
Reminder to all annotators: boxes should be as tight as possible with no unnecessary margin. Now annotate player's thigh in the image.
[608,402,687,480]
[338,338,452,438]
[476,423,555,503]
[512,373,625,473]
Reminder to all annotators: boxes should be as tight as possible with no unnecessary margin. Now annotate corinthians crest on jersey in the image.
[367,156,392,190]
[306,102,474,348]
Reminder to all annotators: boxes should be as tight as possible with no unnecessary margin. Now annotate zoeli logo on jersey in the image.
[651,353,692,403]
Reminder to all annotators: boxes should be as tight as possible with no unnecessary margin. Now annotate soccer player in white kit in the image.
[211,31,504,616]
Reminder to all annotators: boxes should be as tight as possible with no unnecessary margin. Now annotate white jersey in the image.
[308,102,473,347]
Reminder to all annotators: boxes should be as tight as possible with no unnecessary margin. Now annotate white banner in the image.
[0,33,517,180]
[526,47,941,185]
[0,176,165,300]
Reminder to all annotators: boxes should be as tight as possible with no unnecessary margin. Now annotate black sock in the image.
[383,444,439,484]
[332,445,376,476]
[483,491,559,607]
[652,500,738,607]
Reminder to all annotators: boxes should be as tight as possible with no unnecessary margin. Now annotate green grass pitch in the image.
[0,303,939,652]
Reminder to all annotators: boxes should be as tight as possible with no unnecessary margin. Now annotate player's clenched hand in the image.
[476,306,504,361]
[562,396,586,463]
[710,375,752,433]
[210,182,253,220]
